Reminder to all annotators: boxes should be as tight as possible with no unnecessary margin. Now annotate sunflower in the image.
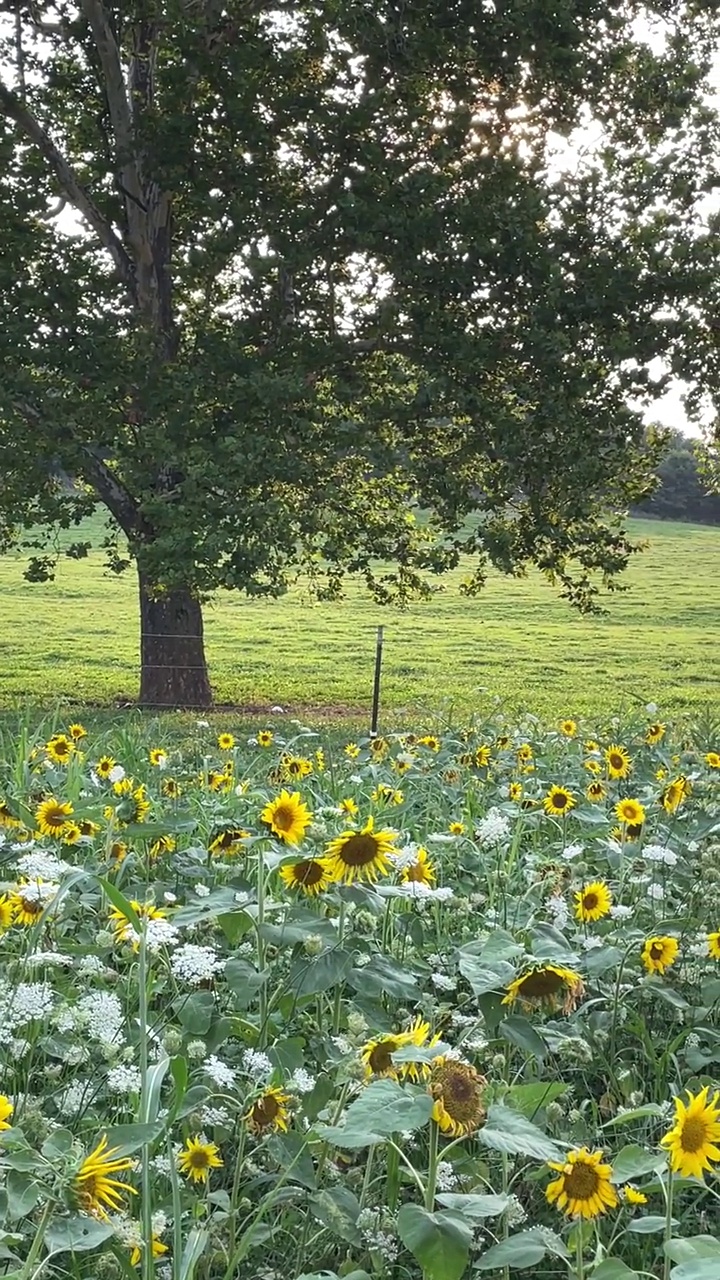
[339,797,359,817]
[177,1136,223,1183]
[325,817,396,885]
[449,820,466,834]
[0,1095,13,1129]
[495,734,510,749]
[149,834,176,859]
[623,1186,648,1205]
[705,750,720,769]
[584,758,601,774]
[586,780,607,803]
[95,756,115,780]
[585,739,600,753]
[130,1235,168,1266]
[109,900,166,944]
[344,743,360,759]
[78,819,101,837]
[257,730,274,747]
[401,846,436,886]
[660,1086,720,1180]
[72,1135,136,1218]
[503,964,585,1014]
[474,745,491,768]
[279,857,332,896]
[0,800,20,828]
[45,734,75,765]
[113,782,151,825]
[645,723,666,746]
[217,733,235,750]
[661,776,691,814]
[206,768,232,793]
[614,797,646,827]
[245,1086,291,1134]
[559,719,577,737]
[68,722,87,741]
[517,744,534,762]
[208,826,250,856]
[11,879,57,926]
[574,881,612,923]
[372,783,404,805]
[369,737,389,759]
[543,786,575,817]
[61,822,82,845]
[418,735,441,752]
[261,790,312,845]
[707,932,720,960]
[441,768,461,785]
[148,747,167,767]
[282,755,314,781]
[430,1058,487,1137]
[161,777,183,799]
[36,797,73,836]
[605,744,631,779]
[508,782,523,803]
[546,1147,618,1219]
[108,840,128,864]
[0,896,13,932]
[315,749,326,772]
[361,1019,429,1080]
[641,935,679,975]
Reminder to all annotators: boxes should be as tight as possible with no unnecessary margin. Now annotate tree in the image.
[634,430,720,524]
[0,1,717,707]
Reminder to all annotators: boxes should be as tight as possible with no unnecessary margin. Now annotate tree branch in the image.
[79,0,141,202]
[79,445,152,538]
[0,77,137,306]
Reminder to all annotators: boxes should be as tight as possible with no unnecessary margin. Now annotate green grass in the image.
[1,516,719,721]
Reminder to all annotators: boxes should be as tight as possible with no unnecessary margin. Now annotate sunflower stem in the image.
[19,1198,53,1280]
[386,1136,401,1212]
[359,1143,376,1209]
[575,1225,585,1280]
[425,1119,440,1212]
[256,849,268,1047]
[332,898,347,1035]
[662,1167,675,1280]
[138,927,155,1280]
[227,1122,248,1258]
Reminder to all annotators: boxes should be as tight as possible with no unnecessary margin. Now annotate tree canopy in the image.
[0,1,718,705]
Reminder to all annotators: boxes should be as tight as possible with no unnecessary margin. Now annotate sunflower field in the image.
[1,711,720,1280]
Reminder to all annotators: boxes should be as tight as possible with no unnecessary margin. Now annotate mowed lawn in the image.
[0,516,718,720]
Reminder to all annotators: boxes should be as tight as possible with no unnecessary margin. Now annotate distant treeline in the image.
[633,430,720,525]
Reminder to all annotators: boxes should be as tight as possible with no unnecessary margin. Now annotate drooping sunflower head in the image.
[177,1136,223,1183]
[45,734,75,765]
[0,800,20,829]
[261,790,312,846]
[614,798,646,828]
[362,1017,433,1082]
[208,826,250,856]
[72,1135,136,1218]
[645,722,666,746]
[503,963,585,1014]
[586,780,607,803]
[149,834,176,859]
[641,935,679,975]
[543,786,575,817]
[245,1086,291,1134]
[324,817,396,885]
[574,881,612,923]
[35,797,73,836]
[11,878,58,926]
[660,776,691,814]
[660,1086,720,1180]
[605,744,631,779]
[279,857,332,896]
[430,1058,487,1137]
[546,1147,618,1219]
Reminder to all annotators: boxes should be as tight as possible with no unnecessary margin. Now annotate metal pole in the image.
[370,625,384,737]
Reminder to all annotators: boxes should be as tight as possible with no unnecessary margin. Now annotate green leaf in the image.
[665,1238,720,1265]
[475,1230,547,1270]
[44,1216,115,1254]
[611,1144,663,1183]
[103,1123,164,1155]
[96,878,142,935]
[41,1129,74,1159]
[397,1205,472,1280]
[308,1187,361,1244]
[316,1080,433,1149]
[670,1263,720,1280]
[603,1104,666,1127]
[266,1132,316,1190]
[457,955,515,996]
[646,982,689,1010]
[217,910,254,945]
[177,1226,209,1280]
[475,1105,562,1162]
[174,991,216,1034]
[628,1215,678,1234]
[5,1172,40,1221]
[529,924,578,962]
[289,948,353,997]
[224,958,269,1008]
[479,929,525,964]
[435,1193,510,1221]
[347,953,420,1000]
[591,1261,639,1280]
[141,1056,170,1126]
[583,945,624,977]
[505,1083,568,1118]
[499,1016,548,1060]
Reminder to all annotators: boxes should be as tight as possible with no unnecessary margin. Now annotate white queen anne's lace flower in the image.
[474,809,511,847]
[203,1055,235,1089]
[107,1064,142,1094]
[172,945,223,985]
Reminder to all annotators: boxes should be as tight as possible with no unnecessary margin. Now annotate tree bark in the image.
[138,570,212,708]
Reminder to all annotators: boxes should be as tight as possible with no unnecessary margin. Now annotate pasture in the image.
[0,516,718,722]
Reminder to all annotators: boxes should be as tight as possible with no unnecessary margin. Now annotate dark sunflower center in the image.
[564,1162,600,1199]
[338,833,381,867]
[650,943,665,960]
[582,893,599,911]
[405,862,427,883]
[189,1148,210,1168]
[626,822,643,838]
[253,1095,279,1127]
[369,1039,399,1073]
[20,896,42,916]
[609,754,623,770]
[680,1116,708,1153]
[435,1064,484,1123]
[272,805,295,832]
[518,968,564,998]
[552,793,569,809]
[46,809,66,829]
[293,859,324,886]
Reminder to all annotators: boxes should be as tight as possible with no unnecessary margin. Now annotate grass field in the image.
[1,515,718,722]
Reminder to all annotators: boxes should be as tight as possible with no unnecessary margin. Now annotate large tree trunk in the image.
[138,570,212,708]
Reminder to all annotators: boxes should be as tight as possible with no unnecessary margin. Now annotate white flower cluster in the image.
[610,904,633,920]
[647,883,665,901]
[16,851,72,880]
[545,894,569,930]
[505,1194,528,1227]
[171,945,223,986]
[129,919,180,952]
[77,991,125,1047]
[242,1048,272,1080]
[203,1055,235,1089]
[474,809,511,847]
[0,981,55,1030]
[435,1161,458,1191]
[106,1064,142,1094]
[431,972,457,991]
[561,842,584,861]
[289,1067,316,1094]
[391,844,423,872]
[16,880,59,906]
[644,844,678,867]
[24,950,74,968]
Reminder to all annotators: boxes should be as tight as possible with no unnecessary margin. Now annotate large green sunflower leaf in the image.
[475,1105,563,1162]
[397,1205,472,1280]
